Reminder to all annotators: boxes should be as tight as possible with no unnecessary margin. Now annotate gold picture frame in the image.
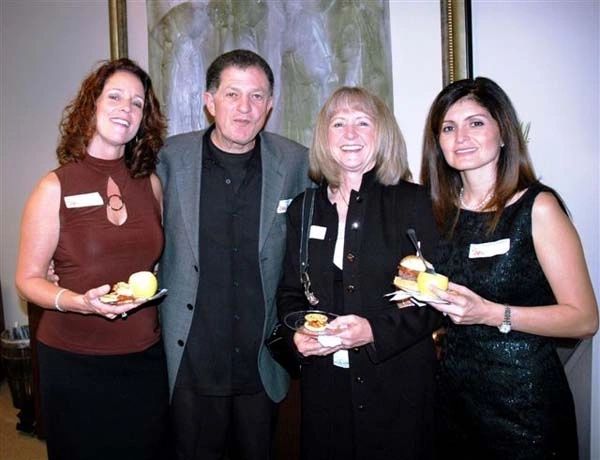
[441,0,473,85]
[109,0,128,60]
[108,0,472,83]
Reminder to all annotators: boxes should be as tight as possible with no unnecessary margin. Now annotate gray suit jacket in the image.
[157,129,311,402]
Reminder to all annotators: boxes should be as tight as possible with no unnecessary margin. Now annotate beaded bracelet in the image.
[54,288,67,312]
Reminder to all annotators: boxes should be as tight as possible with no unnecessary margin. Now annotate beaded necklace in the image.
[459,187,494,211]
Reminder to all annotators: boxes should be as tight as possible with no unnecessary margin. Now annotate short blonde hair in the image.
[309,86,411,188]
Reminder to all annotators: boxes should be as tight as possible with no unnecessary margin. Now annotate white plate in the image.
[100,288,168,305]
[386,289,448,305]
[146,288,168,302]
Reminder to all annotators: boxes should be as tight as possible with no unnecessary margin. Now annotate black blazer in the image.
[277,171,441,460]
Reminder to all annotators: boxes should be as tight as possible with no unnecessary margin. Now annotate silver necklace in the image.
[332,187,350,207]
[339,190,350,207]
[459,187,493,211]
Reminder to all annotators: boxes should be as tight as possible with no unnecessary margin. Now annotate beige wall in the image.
[1,0,110,326]
[470,3,599,457]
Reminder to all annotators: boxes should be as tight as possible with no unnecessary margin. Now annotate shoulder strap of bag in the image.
[300,188,316,273]
[299,188,319,305]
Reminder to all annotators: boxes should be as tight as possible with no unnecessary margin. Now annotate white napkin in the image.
[318,335,342,347]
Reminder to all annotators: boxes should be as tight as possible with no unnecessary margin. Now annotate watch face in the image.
[499,323,511,334]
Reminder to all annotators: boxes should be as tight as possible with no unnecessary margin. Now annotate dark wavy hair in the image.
[206,49,274,96]
[420,76,537,234]
[56,58,166,178]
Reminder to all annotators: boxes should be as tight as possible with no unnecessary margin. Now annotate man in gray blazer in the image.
[157,49,312,460]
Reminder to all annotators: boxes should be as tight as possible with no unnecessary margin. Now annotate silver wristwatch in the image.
[498,304,512,333]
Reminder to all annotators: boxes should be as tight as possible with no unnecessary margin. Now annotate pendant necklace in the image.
[338,189,350,207]
[331,186,350,208]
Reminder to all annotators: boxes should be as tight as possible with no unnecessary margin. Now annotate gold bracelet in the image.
[54,288,67,312]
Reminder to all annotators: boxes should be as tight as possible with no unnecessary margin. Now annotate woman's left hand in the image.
[429,282,499,326]
[328,314,374,348]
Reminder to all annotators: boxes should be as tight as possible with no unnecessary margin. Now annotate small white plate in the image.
[101,288,168,305]
[386,289,448,304]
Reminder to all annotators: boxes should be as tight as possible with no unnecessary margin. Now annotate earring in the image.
[500,142,505,148]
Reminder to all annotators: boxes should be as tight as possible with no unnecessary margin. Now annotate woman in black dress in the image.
[420,76,598,459]
[277,87,441,460]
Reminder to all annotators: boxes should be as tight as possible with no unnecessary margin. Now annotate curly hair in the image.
[56,58,166,178]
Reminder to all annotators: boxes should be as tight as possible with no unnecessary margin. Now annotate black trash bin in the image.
[0,325,35,433]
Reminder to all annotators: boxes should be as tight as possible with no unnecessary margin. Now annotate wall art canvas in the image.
[148,0,393,146]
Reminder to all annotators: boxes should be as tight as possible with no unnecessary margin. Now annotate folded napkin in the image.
[318,335,342,347]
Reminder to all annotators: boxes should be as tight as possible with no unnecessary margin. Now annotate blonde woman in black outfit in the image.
[277,86,441,460]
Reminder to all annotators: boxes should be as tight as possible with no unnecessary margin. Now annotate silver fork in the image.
[406,228,436,274]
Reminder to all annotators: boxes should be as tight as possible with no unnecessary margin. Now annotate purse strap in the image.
[299,188,319,305]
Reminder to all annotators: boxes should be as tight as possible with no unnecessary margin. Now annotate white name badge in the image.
[276,199,292,214]
[309,225,327,240]
[469,238,510,258]
[64,192,104,208]
[333,350,350,368]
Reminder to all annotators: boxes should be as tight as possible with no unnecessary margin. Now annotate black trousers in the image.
[171,387,277,460]
[38,341,171,460]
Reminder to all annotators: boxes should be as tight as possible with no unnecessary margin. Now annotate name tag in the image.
[64,192,104,208]
[309,225,327,240]
[333,350,350,368]
[469,238,510,258]
[277,199,292,214]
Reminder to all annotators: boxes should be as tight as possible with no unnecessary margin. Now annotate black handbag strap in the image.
[299,188,319,305]
[300,188,316,272]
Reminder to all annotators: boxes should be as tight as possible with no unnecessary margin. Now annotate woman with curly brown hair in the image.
[16,58,170,460]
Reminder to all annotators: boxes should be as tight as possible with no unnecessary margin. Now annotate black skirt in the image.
[38,340,171,460]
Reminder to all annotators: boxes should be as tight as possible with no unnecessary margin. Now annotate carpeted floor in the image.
[0,380,47,460]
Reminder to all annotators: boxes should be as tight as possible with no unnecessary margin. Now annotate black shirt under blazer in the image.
[277,171,441,460]
[158,129,311,403]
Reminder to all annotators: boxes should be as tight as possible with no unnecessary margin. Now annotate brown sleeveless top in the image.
[37,154,164,355]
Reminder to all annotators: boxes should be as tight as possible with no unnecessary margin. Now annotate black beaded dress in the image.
[435,184,578,460]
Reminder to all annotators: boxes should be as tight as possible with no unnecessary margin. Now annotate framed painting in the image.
[110,0,472,83]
